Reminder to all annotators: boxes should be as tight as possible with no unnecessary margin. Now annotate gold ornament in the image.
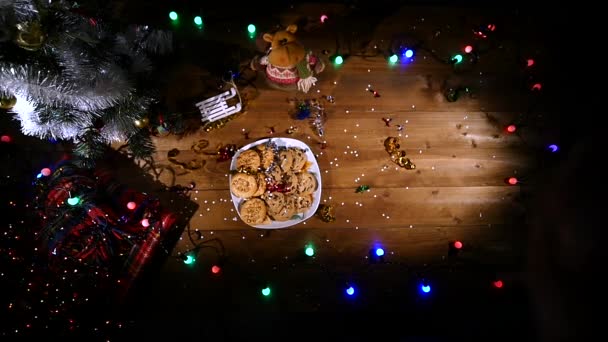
[391,150,416,169]
[317,204,335,223]
[0,95,17,109]
[384,137,415,170]
[384,137,400,153]
[14,21,46,51]
[134,117,149,128]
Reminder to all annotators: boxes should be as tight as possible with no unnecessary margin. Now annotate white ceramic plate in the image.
[229,137,322,229]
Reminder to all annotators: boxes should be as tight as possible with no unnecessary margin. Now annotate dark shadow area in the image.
[3,1,598,341]
[94,148,200,311]
[0,109,198,337]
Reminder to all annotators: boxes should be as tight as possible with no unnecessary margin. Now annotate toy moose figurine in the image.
[251,25,324,93]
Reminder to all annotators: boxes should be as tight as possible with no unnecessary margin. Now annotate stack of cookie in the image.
[230,142,318,226]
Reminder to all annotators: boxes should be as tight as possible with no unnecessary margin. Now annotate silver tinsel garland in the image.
[0,0,172,150]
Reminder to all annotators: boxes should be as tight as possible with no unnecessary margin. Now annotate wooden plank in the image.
[152,112,527,151]
[175,186,523,231]
[145,147,533,190]
[169,224,524,266]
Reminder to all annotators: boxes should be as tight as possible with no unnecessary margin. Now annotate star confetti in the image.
[355,185,370,193]
[366,86,380,97]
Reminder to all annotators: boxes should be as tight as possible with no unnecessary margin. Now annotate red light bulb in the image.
[464,45,473,53]
[507,125,516,133]
[493,280,503,288]
[508,177,518,185]
[453,240,463,249]
[211,265,221,274]
[527,59,534,67]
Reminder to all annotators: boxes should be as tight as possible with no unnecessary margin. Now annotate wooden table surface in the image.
[118,3,553,323]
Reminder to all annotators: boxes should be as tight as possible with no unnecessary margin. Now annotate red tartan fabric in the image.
[38,164,177,299]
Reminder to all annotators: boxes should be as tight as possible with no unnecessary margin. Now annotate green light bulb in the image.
[247,24,256,33]
[169,11,178,21]
[67,197,79,206]
[452,54,463,64]
[183,255,195,264]
[389,54,398,63]
[261,287,271,296]
[305,246,314,257]
[334,55,343,65]
[194,16,203,26]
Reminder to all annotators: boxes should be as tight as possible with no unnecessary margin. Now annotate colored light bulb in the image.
[183,255,195,264]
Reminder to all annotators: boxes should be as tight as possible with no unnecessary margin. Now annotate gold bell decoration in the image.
[384,137,400,153]
[384,136,415,170]
[0,95,17,110]
[14,21,46,51]
[134,117,149,128]
[390,150,416,169]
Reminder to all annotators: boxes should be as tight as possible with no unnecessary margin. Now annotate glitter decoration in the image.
[384,137,415,169]
[317,204,335,222]
[307,99,327,138]
[295,100,312,120]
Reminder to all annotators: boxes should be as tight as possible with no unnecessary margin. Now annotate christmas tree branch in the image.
[73,128,109,168]
[34,105,96,139]
[127,129,155,160]
[6,0,38,22]
[0,62,131,111]
[100,95,153,141]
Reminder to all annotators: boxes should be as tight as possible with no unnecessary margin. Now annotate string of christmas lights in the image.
[0,3,556,339]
